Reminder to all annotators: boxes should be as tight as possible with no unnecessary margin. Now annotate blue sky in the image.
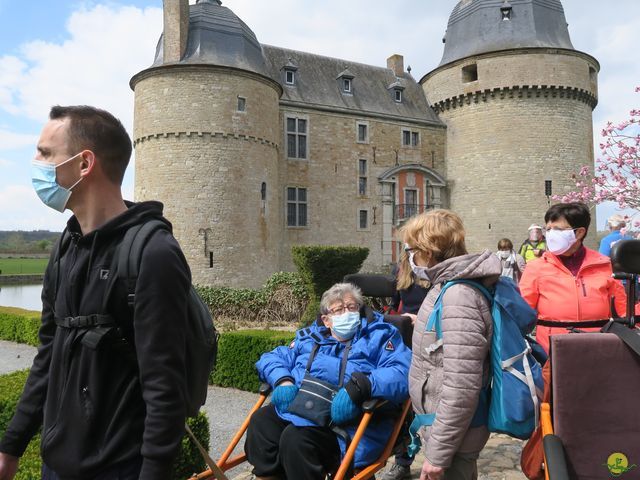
[1,0,639,232]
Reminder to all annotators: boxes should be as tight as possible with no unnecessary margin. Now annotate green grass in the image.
[0,258,49,276]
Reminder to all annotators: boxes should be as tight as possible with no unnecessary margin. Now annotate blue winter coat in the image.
[256,308,411,467]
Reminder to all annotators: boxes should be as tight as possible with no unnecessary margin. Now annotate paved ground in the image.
[0,340,526,479]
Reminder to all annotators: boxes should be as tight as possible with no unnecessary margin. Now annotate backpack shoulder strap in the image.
[117,219,170,308]
[51,227,73,309]
[426,279,493,339]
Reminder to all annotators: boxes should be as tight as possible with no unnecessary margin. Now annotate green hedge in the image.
[212,330,294,392]
[0,372,210,480]
[0,307,40,346]
[291,245,369,325]
[196,271,309,329]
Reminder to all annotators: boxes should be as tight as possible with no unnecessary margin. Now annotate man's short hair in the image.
[545,202,591,234]
[49,105,132,185]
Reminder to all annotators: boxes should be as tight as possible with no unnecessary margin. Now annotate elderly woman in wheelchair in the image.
[244,282,411,480]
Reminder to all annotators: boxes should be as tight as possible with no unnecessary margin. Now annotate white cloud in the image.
[0,4,162,133]
[0,128,38,151]
[0,158,13,167]
[0,184,69,231]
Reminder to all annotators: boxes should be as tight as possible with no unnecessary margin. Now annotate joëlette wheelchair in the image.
[541,239,640,480]
[188,273,413,480]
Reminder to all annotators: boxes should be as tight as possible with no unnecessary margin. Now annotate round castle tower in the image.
[130,0,282,288]
[421,0,599,251]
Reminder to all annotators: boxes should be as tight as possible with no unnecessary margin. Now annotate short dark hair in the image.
[49,105,132,185]
[497,238,513,250]
[544,202,591,234]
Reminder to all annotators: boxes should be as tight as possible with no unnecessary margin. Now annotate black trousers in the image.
[245,405,341,479]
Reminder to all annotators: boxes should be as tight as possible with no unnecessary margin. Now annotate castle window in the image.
[358,159,368,196]
[337,68,355,95]
[286,116,307,159]
[286,187,307,227]
[261,182,266,201]
[357,121,369,144]
[462,64,478,83]
[285,69,296,85]
[395,89,402,102]
[237,96,246,112]
[402,129,420,147]
[358,210,369,230]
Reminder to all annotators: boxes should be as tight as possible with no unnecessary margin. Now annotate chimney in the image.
[163,0,189,63]
[387,54,404,77]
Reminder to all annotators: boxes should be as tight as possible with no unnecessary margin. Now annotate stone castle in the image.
[130,0,599,288]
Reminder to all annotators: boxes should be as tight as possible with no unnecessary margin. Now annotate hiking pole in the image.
[185,423,229,480]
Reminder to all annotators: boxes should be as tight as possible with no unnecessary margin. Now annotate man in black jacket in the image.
[0,106,191,480]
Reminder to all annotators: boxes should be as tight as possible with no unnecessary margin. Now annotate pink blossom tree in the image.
[556,87,640,219]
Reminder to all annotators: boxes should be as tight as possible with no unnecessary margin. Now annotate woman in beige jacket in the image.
[401,210,502,480]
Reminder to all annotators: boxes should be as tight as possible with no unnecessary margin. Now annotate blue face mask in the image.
[31,153,84,212]
[330,311,361,340]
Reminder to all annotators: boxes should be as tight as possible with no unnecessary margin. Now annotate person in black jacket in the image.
[0,106,191,480]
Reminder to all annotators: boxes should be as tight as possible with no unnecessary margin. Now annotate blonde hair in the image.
[400,209,467,263]
[396,249,430,290]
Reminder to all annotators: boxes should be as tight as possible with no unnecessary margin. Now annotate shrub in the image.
[291,245,369,325]
[0,370,210,480]
[211,330,294,392]
[196,271,309,330]
[174,413,210,479]
[0,307,40,346]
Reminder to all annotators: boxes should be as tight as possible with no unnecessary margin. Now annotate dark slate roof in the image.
[262,45,442,125]
[151,0,268,76]
[439,0,574,66]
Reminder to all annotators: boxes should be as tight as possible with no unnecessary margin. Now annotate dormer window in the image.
[282,58,298,87]
[388,81,405,103]
[285,69,295,85]
[337,67,355,95]
[501,0,512,20]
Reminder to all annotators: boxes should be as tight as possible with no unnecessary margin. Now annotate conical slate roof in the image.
[151,0,267,76]
[439,0,574,66]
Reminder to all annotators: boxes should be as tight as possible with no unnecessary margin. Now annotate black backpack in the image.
[53,219,219,418]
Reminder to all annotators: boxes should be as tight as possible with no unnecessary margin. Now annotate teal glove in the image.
[271,384,298,413]
[331,387,361,425]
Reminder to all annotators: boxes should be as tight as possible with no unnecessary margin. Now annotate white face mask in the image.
[497,250,512,260]
[408,249,430,281]
[546,228,577,255]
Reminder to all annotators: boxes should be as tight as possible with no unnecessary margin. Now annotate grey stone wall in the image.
[423,49,599,252]
[132,66,282,288]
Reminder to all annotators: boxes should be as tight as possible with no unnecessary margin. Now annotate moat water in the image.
[0,283,42,311]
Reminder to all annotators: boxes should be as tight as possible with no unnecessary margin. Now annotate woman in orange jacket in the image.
[519,202,627,354]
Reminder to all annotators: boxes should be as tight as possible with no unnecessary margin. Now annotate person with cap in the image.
[519,224,546,263]
[599,214,631,257]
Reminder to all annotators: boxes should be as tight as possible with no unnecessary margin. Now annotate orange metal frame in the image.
[188,396,412,480]
[541,402,553,480]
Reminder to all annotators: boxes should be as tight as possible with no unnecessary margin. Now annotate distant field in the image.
[0,258,49,275]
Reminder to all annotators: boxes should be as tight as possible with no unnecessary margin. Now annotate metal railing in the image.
[393,204,432,224]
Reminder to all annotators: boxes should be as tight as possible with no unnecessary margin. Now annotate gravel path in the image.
[0,340,526,479]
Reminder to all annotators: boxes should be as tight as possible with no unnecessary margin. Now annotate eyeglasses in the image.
[404,243,418,252]
[327,303,360,315]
